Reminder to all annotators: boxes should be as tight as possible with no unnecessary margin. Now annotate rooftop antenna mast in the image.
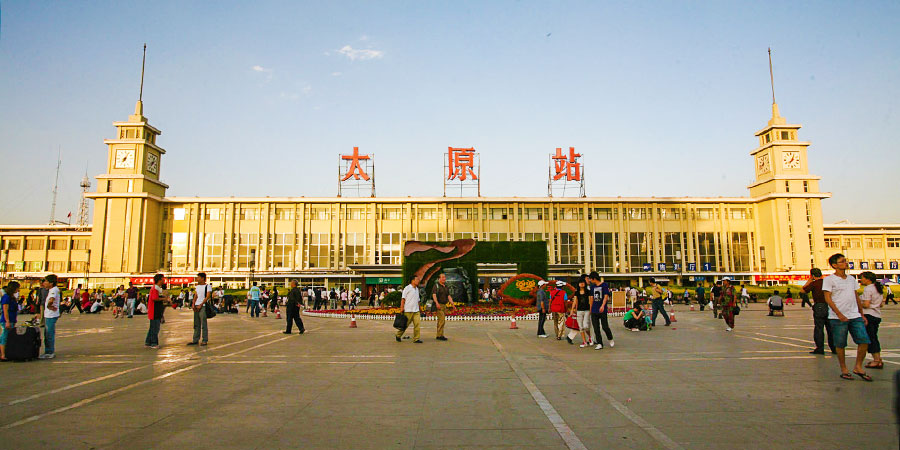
[77,165,92,230]
[49,147,61,225]
[768,47,776,105]
[139,43,146,102]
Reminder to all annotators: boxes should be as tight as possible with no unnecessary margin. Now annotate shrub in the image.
[382,290,402,307]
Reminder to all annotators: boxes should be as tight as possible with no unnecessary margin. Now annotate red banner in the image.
[754,275,807,282]
[130,276,195,285]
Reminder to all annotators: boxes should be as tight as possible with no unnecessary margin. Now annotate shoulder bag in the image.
[204,285,217,318]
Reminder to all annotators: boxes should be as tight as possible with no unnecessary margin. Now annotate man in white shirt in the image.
[395,277,423,343]
[740,285,750,308]
[187,272,211,346]
[39,274,61,359]
[822,253,871,381]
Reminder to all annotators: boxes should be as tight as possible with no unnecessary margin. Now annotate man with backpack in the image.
[188,272,211,346]
[548,281,568,340]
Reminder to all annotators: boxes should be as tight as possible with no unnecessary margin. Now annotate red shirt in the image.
[148,286,164,320]
[549,289,567,313]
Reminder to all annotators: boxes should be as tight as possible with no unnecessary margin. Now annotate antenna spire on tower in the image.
[768,47,776,105]
[140,43,147,102]
[49,147,61,225]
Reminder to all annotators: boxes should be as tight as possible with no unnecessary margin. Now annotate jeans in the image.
[812,303,834,352]
[250,300,260,317]
[864,314,881,354]
[537,311,547,336]
[44,316,58,354]
[145,319,161,346]
[651,300,670,326]
[591,312,613,345]
[285,306,304,333]
[192,306,208,343]
[125,299,135,317]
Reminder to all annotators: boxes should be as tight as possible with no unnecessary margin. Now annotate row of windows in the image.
[4,261,88,272]
[760,129,796,145]
[169,206,754,222]
[825,236,900,249]
[0,238,90,251]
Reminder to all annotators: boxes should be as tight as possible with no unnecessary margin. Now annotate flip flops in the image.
[839,373,853,380]
[852,371,873,382]
[865,361,884,369]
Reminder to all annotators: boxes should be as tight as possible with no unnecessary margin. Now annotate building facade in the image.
[2,100,899,289]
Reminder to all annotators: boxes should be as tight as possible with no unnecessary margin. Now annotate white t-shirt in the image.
[822,274,860,320]
[741,288,749,297]
[195,284,209,306]
[401,284,420,313]
[45,286,61,319]
[861,284,883,319]
[137,302,148,313]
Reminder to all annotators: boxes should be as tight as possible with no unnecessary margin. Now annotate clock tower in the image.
[86,46,168,275]
[747,55,830,274]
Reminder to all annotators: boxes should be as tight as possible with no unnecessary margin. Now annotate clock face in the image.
[756,153,771,175]
[782,151,801,169]
[114,149,135,169]
[146,153,159,175]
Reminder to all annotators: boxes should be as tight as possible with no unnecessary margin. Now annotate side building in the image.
[1,100,898,290]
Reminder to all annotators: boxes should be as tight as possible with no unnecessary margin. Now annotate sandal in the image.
[865,361,884,369]
[839,373,853,380]
[852,371,873,382]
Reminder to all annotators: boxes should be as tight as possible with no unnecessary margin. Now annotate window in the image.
[780,131,790,140]
[888,237,900,248]
[489,208,508,220]
[346,208,369,220]
[203,233,223,269]
[28,261,43,272]
[594,232,617,272]
[236,233,258,268]
[626,208,647,220]
[558,233,581,264]
[455,208,475,220]
[275,207,293,221]
[628,233,649,271]
[522,233,544,242]
[48,239,67,250]
[487,233,509,241]
[453,232,474,240]
[730,209,750,220]
[309,208,329,220]
[173,208,186,221]
[342,233,366,266]
[69,261,87,272]
[205,208,223,220]
[784,181,790,193]
[865,238,883,249]
[659,208,682,220]
[803,181,809,193]
[732,232,751,272]
[47,261,66,272]
[697,232,717,270]
[825,237,840,248]
[381,208,403,220]
[171,232,188,269]
[591,208,614,220]
[764,133,771,143]
[844,238,861,248]
[5,239,21,250]
[377,233,401,265]
[271,234,293,268]
[240,208,259,221]
[25,238,44,250]
[521,208,544,220]
[72,239,89,250]
[417,233,441,241]
[558,208,582,220]
[663,232,683,267]
[696,208,715,220]
[307,233,330,268]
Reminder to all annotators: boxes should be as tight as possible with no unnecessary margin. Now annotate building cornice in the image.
[111,121,162,135]
[159,194,831,204]
[754,123,802,136]
[95,174,169,189]
[103,139,167,154]
[749,141,811,156]
[84,192,167,202]
[746,175,822,189]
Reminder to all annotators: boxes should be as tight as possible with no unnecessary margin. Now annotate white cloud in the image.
[251,65,271,72]
[337,45,384,61]
[331,72,342,77]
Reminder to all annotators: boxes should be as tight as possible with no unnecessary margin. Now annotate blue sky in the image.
[1,1,898,224]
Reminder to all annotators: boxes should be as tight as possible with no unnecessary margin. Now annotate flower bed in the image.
[303,304,630,320]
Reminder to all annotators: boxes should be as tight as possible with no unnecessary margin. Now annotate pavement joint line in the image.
[487,332,588,450]
[735,329,900,366]
[2,334,297,430]
[4,330,282,408]
[514,333,686,450]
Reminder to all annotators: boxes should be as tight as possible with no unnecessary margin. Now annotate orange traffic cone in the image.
[669,308,677,323]
[349,314,358,328]
[509,316,518,329]
[690,303,695,311]
[276,308,282,319]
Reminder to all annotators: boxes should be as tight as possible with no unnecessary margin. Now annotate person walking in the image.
[802,268,835,355]
[785,289,794,306]
[535,280,550,338]
[859,271,884,370]
[682,289,690,305]
[573,277,592,348]
[39,274,61,360]
[0,281,21,362]
[648,278,671,327]
[284,280,305,334]
[145,274,168,349]
[125,282,138,318]
[695,285,705,311]
[431,274,452,341]
[711,280,722,319]
[548,281,568,341]
[395,277,423,343]
[740,285,750,308]
[248,282,261,317]
[823,253,872,381]
[884,285,897,305]
[187,273,211,346]
[719,278,736,331]
[112,285,126,318]
[589,272,614,350]
[799,289,812,308]
[71,284,85,313]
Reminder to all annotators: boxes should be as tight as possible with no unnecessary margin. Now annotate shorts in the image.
[0,326,10,346]
[576,310,591,331]
[829,317,870,348]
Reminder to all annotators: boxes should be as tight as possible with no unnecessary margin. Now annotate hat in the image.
[537,280,548,287]
[555,281,567,287]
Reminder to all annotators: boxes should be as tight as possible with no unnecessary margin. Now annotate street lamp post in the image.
[1,249,8,286]
[249,249,256,287]
[84,249,91,289]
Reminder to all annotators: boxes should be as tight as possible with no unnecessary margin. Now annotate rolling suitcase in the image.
[6,326,42,361]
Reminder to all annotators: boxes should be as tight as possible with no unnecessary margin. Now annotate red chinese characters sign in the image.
[552,147,582,181]
[754,275,808,282]
[341,147,371,181]
[130,276,195,285]
[447,147,478,181]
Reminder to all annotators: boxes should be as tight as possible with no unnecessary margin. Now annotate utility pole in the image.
[77,169,92,230]
[49,148,61,224]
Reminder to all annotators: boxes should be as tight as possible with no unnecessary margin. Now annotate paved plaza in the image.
[1,304,897,449]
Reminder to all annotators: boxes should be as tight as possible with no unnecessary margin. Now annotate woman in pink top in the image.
[859,271,884,369]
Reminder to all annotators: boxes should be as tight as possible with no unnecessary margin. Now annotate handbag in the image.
[393,313,408,330]
[203,285,216,318]
[565,314,579,330]
[732,305,741,316]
